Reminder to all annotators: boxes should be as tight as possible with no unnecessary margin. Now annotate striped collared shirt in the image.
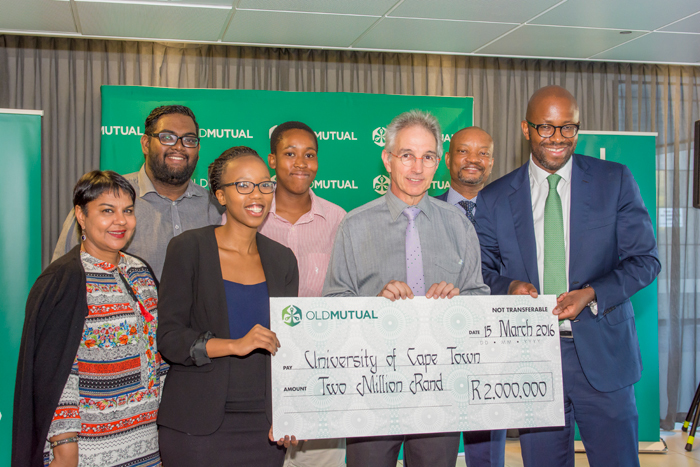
[259,189,346,297]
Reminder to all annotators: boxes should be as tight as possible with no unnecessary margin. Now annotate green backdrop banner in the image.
[100,87,472,460]
[100,86,474,209]
[0,110,42,467]
[577,131,660,443]
[99,88,660,446]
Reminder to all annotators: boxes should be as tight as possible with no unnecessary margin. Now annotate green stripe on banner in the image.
[577,132,660,443]
[0,111,42,467]
[100,86,474,211]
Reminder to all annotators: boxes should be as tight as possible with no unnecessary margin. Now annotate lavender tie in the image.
[403,206,425,296]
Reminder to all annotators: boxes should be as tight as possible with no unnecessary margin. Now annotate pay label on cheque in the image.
[270,295,564,440]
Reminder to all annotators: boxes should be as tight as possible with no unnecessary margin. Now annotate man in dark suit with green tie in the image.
[476,85,660,467]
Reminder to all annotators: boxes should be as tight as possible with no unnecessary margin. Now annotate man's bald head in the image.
[448,126,494,154]
[525,85,579,122]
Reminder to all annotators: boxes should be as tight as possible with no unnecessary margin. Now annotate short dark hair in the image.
[270,121,318,154]
[145,105,199,135]
[208,146,264,195]
[73,171,136,234]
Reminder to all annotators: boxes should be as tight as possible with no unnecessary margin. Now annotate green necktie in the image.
[543,174,567,299]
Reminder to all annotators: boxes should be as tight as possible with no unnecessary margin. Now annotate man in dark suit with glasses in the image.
[476,85,660,467]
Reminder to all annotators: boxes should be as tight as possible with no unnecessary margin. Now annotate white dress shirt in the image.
[528,156,572,331]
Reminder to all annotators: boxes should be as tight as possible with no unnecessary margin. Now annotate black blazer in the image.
[12,246,87,467]
[156,225,299,435]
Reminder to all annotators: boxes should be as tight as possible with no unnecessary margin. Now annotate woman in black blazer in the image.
[157,146,299,466]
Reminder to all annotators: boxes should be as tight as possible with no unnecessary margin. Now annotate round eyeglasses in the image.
[526,121,580,138]
[146,132,200,148]
[390,152,440,168]
[220,181,276,194]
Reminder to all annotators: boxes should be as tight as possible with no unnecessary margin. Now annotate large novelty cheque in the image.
[270,295,564,440]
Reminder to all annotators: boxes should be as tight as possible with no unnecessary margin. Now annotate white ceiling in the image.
[0,0,698,65]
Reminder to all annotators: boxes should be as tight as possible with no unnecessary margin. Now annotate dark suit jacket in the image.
[475,154,660,393]
[435,191,449,202]
[156,225,299,435]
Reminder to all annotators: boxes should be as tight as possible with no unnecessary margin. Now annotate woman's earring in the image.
[81,234,87,242]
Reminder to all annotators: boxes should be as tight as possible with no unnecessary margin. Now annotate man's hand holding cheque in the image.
[378,280,459,301]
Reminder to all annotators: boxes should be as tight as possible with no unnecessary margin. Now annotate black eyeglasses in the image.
[526,121,580,138]
[220,181,276,194]
[146,132,200,148]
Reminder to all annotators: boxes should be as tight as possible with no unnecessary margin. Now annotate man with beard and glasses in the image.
[52,105,224,279]
[475,85,660,467]
[435,127,505,467]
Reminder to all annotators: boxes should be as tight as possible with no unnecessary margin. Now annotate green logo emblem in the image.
[282,305,303,327]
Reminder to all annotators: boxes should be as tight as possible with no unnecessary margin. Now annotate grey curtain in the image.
[0,34,698,430]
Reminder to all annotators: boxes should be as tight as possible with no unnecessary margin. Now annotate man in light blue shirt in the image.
[435,126,505,467]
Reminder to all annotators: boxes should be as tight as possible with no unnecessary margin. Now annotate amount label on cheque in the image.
[270,295,564,440]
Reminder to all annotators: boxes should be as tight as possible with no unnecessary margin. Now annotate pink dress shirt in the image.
[259,190,346,297]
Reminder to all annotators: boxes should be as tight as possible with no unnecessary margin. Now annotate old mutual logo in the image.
[373,175,390,195]
[282,305,302,327]
[372,127,387,147]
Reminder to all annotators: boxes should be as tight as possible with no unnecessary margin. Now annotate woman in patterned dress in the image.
[12,171,166,467]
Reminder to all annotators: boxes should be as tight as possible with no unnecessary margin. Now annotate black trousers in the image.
[159,412,286,467]
[346,432,460,467]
